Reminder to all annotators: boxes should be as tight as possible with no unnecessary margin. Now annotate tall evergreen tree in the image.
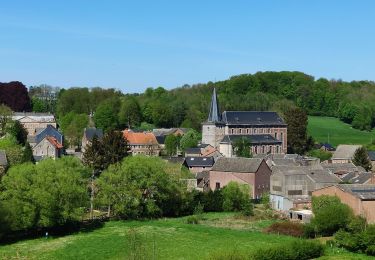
[22,142,35,163]
[9,121,28,146]
[353,146,372,171]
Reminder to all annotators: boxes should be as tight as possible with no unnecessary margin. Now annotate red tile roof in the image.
[123,130,158,145]
[46,136,64,149]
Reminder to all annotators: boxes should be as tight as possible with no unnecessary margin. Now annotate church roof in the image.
[207,88,221,123]
[221,111,286,126]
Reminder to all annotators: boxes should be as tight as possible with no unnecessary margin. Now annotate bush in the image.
[206,250,247,260]
[222,182,252,212]
[334,229,364,252]
[186,215,200,224]
[264,222,304,237]
[366,245,375,256]
[251,240,324,260]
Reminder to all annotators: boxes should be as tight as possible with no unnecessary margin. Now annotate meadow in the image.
[0,212,372,260]
[308,116,375,147]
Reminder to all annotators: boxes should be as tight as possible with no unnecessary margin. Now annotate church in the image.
[202,88,287,157]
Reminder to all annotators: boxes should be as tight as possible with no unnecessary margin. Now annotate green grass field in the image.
[0,212,372,260]
[308,116,375,147]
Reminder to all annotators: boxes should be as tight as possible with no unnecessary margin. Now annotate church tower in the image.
[202,88,224,148]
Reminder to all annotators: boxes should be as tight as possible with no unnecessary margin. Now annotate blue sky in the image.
[0,1,374,93]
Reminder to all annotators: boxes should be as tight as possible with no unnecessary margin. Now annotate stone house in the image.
[368,151,375,170]
[183,156,215,174]
[0,150,8,175]
[33,136,64,161]
[331,145,361,164]
[12,112,56,135]
[81,127,103,152]
[28,124,64,147]
[123,130,160,156]
[313,184,375,224]
[209,157,272,199]
[185,144,223,160]
[270,166,341,211]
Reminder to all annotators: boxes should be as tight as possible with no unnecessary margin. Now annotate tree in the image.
[164,134,179,156]
[0,157,89,232]
[233,137,252,158]
[118,97,142,128]
[0,104,12,137]
[0,136,23,166]
[93,98,120,131]
[82,135,105,172]
[180,130,200,151]
[96,156,183,219]
[101,130,129,168]
[22,142,35,163]
[353,146,372,171]
[221,182,253,214]
[59,112,89,148]
[283,107,311,154]
[8,121,28,146]
[0,81,31,112]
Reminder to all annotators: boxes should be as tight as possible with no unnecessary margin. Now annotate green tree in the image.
[0,104,12,137]
[233,137,252,158]
[118,96,142,128]
[8,121,28,146]
[0,157,89,231]
[353,146,372,171]
[0,136,24,166]
[59,112,89,148]
[22,142,35,163]
[283,107,311,154]
[93,98,120,131]
[96,156,183,218]
[222,182,252,213]
[180,130,200,151]
[164,134,178,156]
[101,130,129,169]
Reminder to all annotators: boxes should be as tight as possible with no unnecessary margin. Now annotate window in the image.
[262,146,265,153]
[231,129,234,134]
[254,128,257,134]
[274,133,277,139]
[269,146,272,153]
[276,146,279,153]
[239,128,242,134]
[288,190,302,195]
[246,128,249,134]
[215,182,221,190]
[281,132,283,141]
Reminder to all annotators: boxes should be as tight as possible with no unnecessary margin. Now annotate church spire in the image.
[208,88,221,122]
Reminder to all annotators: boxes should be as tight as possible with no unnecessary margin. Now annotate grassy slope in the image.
[0,213,372,260]
[308,116,375,147]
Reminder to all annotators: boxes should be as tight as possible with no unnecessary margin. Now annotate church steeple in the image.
[208,88,221,122]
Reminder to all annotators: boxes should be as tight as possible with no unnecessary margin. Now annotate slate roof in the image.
[221,111,286,126]
[332,145,361,160]
[320,143,335,150]
[306,169,341,183]
[35,125,64,144]
[350,172,373,184]
[338,184,375,200]
[152,128,190,136]
[162,156,185,165]
[272,158,299,166]
[272,165,340,184]
[184,157,214,167]
[220,134,282,145]
[211,157,264,173]
[207,88,221,122]
[185,147,202,154]
[368,151,375,161]
[0,150,8,166]
[84,127,103,141]
[12,112,55,122]
[321,163,361,174]
[155,135,166,145]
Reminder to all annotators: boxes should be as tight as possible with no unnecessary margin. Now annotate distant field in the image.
[0,212,372,259]
[308,116,375,147]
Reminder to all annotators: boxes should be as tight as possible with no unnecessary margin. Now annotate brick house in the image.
[123,129,160,156]
[270,166,341,211]
[202,88,287,157]
[183,156,214,174]
[209,157,272,199]
[12,112,56,136]
[313,184,375,224]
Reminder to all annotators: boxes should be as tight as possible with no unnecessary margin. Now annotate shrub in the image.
[241,200,254,217]
[186,215,200,224]
[206,250,248,260]
[366,245,375,256]
[334,229,364,252]
[222,182,252,212]
[251,240,324,260]
[264,221,304,237]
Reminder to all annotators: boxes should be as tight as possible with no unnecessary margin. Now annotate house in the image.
[270,166,341,211]
[196,171,210,192]
[81,127,103,152]
[153,128,190,137]
[123,130,160,156]
[202,88,287,157]
[313,184,375,224]
[331,145,361,164]
[183,156,215,174]
[184,144,223,159]
[320,143,335,152]
[321,163,366,179]
[368,151,375,170]
[28,125,64,147]
[209,157,272,199]
[33,136,64,161]
[12,112,56,135]
[0,150,8,175]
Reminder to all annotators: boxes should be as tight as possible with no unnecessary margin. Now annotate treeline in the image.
[2,71,375,133]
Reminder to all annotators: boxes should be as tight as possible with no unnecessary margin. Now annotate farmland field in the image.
[0,212,372,260]
[308,116,375,147]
